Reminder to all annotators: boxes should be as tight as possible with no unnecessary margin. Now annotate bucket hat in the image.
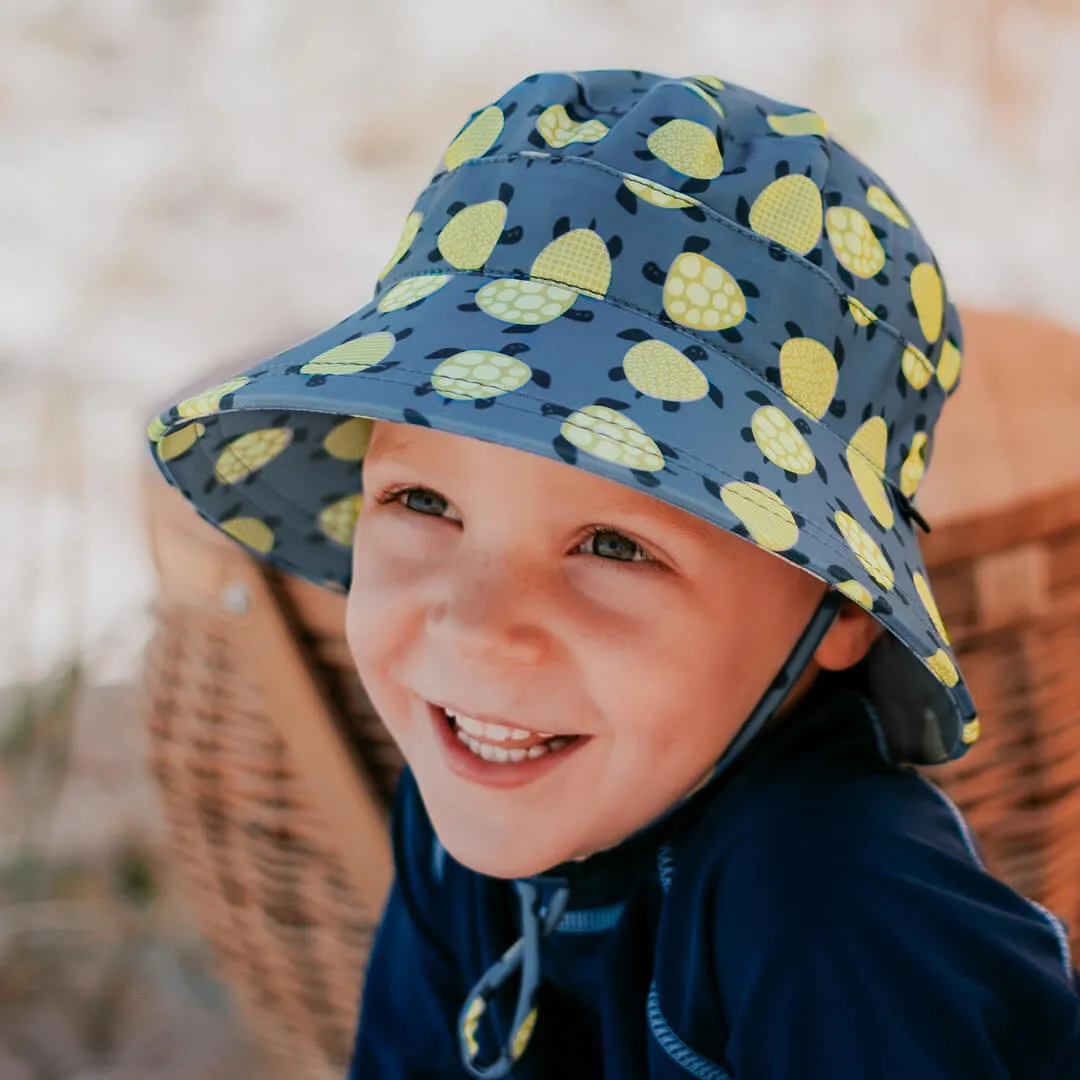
[147,69,978,765]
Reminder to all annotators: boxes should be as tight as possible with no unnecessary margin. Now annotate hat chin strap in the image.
[629,589,846,837]
[704,589,845,784]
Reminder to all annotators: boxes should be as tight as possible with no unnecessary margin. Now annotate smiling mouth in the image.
[439,706,580,764]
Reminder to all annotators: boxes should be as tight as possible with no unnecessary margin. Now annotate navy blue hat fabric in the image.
[147,70,978,757]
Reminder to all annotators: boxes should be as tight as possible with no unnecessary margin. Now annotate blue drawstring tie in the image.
[458,879,571,1078]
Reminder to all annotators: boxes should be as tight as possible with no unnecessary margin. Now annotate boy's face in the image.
[347,420,829,879]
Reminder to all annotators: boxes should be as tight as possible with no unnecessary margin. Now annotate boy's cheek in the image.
[345,579,410,721]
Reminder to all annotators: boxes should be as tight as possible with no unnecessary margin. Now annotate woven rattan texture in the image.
[922,520,1080,952]
[143,593,403,1080]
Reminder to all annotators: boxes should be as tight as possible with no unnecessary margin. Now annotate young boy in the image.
[147,70,1080,1077]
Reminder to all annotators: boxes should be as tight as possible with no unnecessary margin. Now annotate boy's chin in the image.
[431,811,601,881]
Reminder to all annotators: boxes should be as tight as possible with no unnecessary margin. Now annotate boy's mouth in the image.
[431,703,582,766]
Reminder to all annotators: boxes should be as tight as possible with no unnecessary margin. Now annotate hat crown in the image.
[380,70,960,488]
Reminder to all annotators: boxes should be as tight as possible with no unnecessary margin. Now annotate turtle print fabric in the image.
[147,69,977,759]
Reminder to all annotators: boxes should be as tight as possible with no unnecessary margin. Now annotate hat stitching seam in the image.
[412,151,946,368]
[189,370,936,623]
[373,269,921,484]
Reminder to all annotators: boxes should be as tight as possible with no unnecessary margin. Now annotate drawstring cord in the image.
[456,591,843,1076]
[458,880,571,1078]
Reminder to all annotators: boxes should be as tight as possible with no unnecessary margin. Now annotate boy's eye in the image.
[384,486,452,517]
[581,527,652,563]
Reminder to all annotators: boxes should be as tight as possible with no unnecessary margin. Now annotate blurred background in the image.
[1,0,1079,1076]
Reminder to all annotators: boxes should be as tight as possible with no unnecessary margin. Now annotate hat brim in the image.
[149,270,976,755]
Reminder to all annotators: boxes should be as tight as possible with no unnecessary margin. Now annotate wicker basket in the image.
[141,474,403,1080]
[140,308,1080,1078]
[919,310,1080,942]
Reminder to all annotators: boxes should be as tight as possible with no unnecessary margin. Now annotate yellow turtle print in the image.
[378,211,422,281]
[377,273,452,313]
[748,173,823,256]
[461,997,485,1060]
[530,227,613,296]
[300,332,397,377]
[937,339,962,392]
[511,1009,538,1060]
[475,279,579,325]
[176,376,250,420]
[560,405,665,471]
[621,174,701,211]
[866,184,910,228]
[910,262,944,344]
[662,252,748,332]
[693,75,725,90]
[476,225,617,325]
[900,431,928,497]
[444,105,504,171]
[621,339,709,401]
[682,81,725,118]
[647,119,723,180]
[846,417,894,529]
[834,510,894,589]
[902,344,935,391]
[214,428,293,485]
[323,417,371,462]
[221,516,275,554]
[749,406,817,476]
[535,104,609,148]
[156,421,206,463]
[437,198,509,270]
[318,494,363,546]
[778,336,838,419]
[147,416,168,443]
[825,206,886,279]
[766,111,828,137]
[926,648,959,688]
[913,571,950,644]
[720,482,800,552]
[430,350,534,400]
[846,295,878,327]
[835,579,874,610]
[962,718,981,745]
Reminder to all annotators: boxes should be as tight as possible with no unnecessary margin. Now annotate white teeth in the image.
[443,706,577,764]
[445,709,548,743]
[451,728,566,764]
[453,713,486,737]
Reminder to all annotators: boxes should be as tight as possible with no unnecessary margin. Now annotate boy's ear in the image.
[814,601,883,672]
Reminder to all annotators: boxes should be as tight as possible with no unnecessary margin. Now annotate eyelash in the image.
[374,485,664,568]
[578,523,659,566]
[376,484,454,517]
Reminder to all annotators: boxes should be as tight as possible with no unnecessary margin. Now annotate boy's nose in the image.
[426,553,550,667]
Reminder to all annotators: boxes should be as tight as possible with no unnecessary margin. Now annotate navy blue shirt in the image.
[350,684,1080,1077]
